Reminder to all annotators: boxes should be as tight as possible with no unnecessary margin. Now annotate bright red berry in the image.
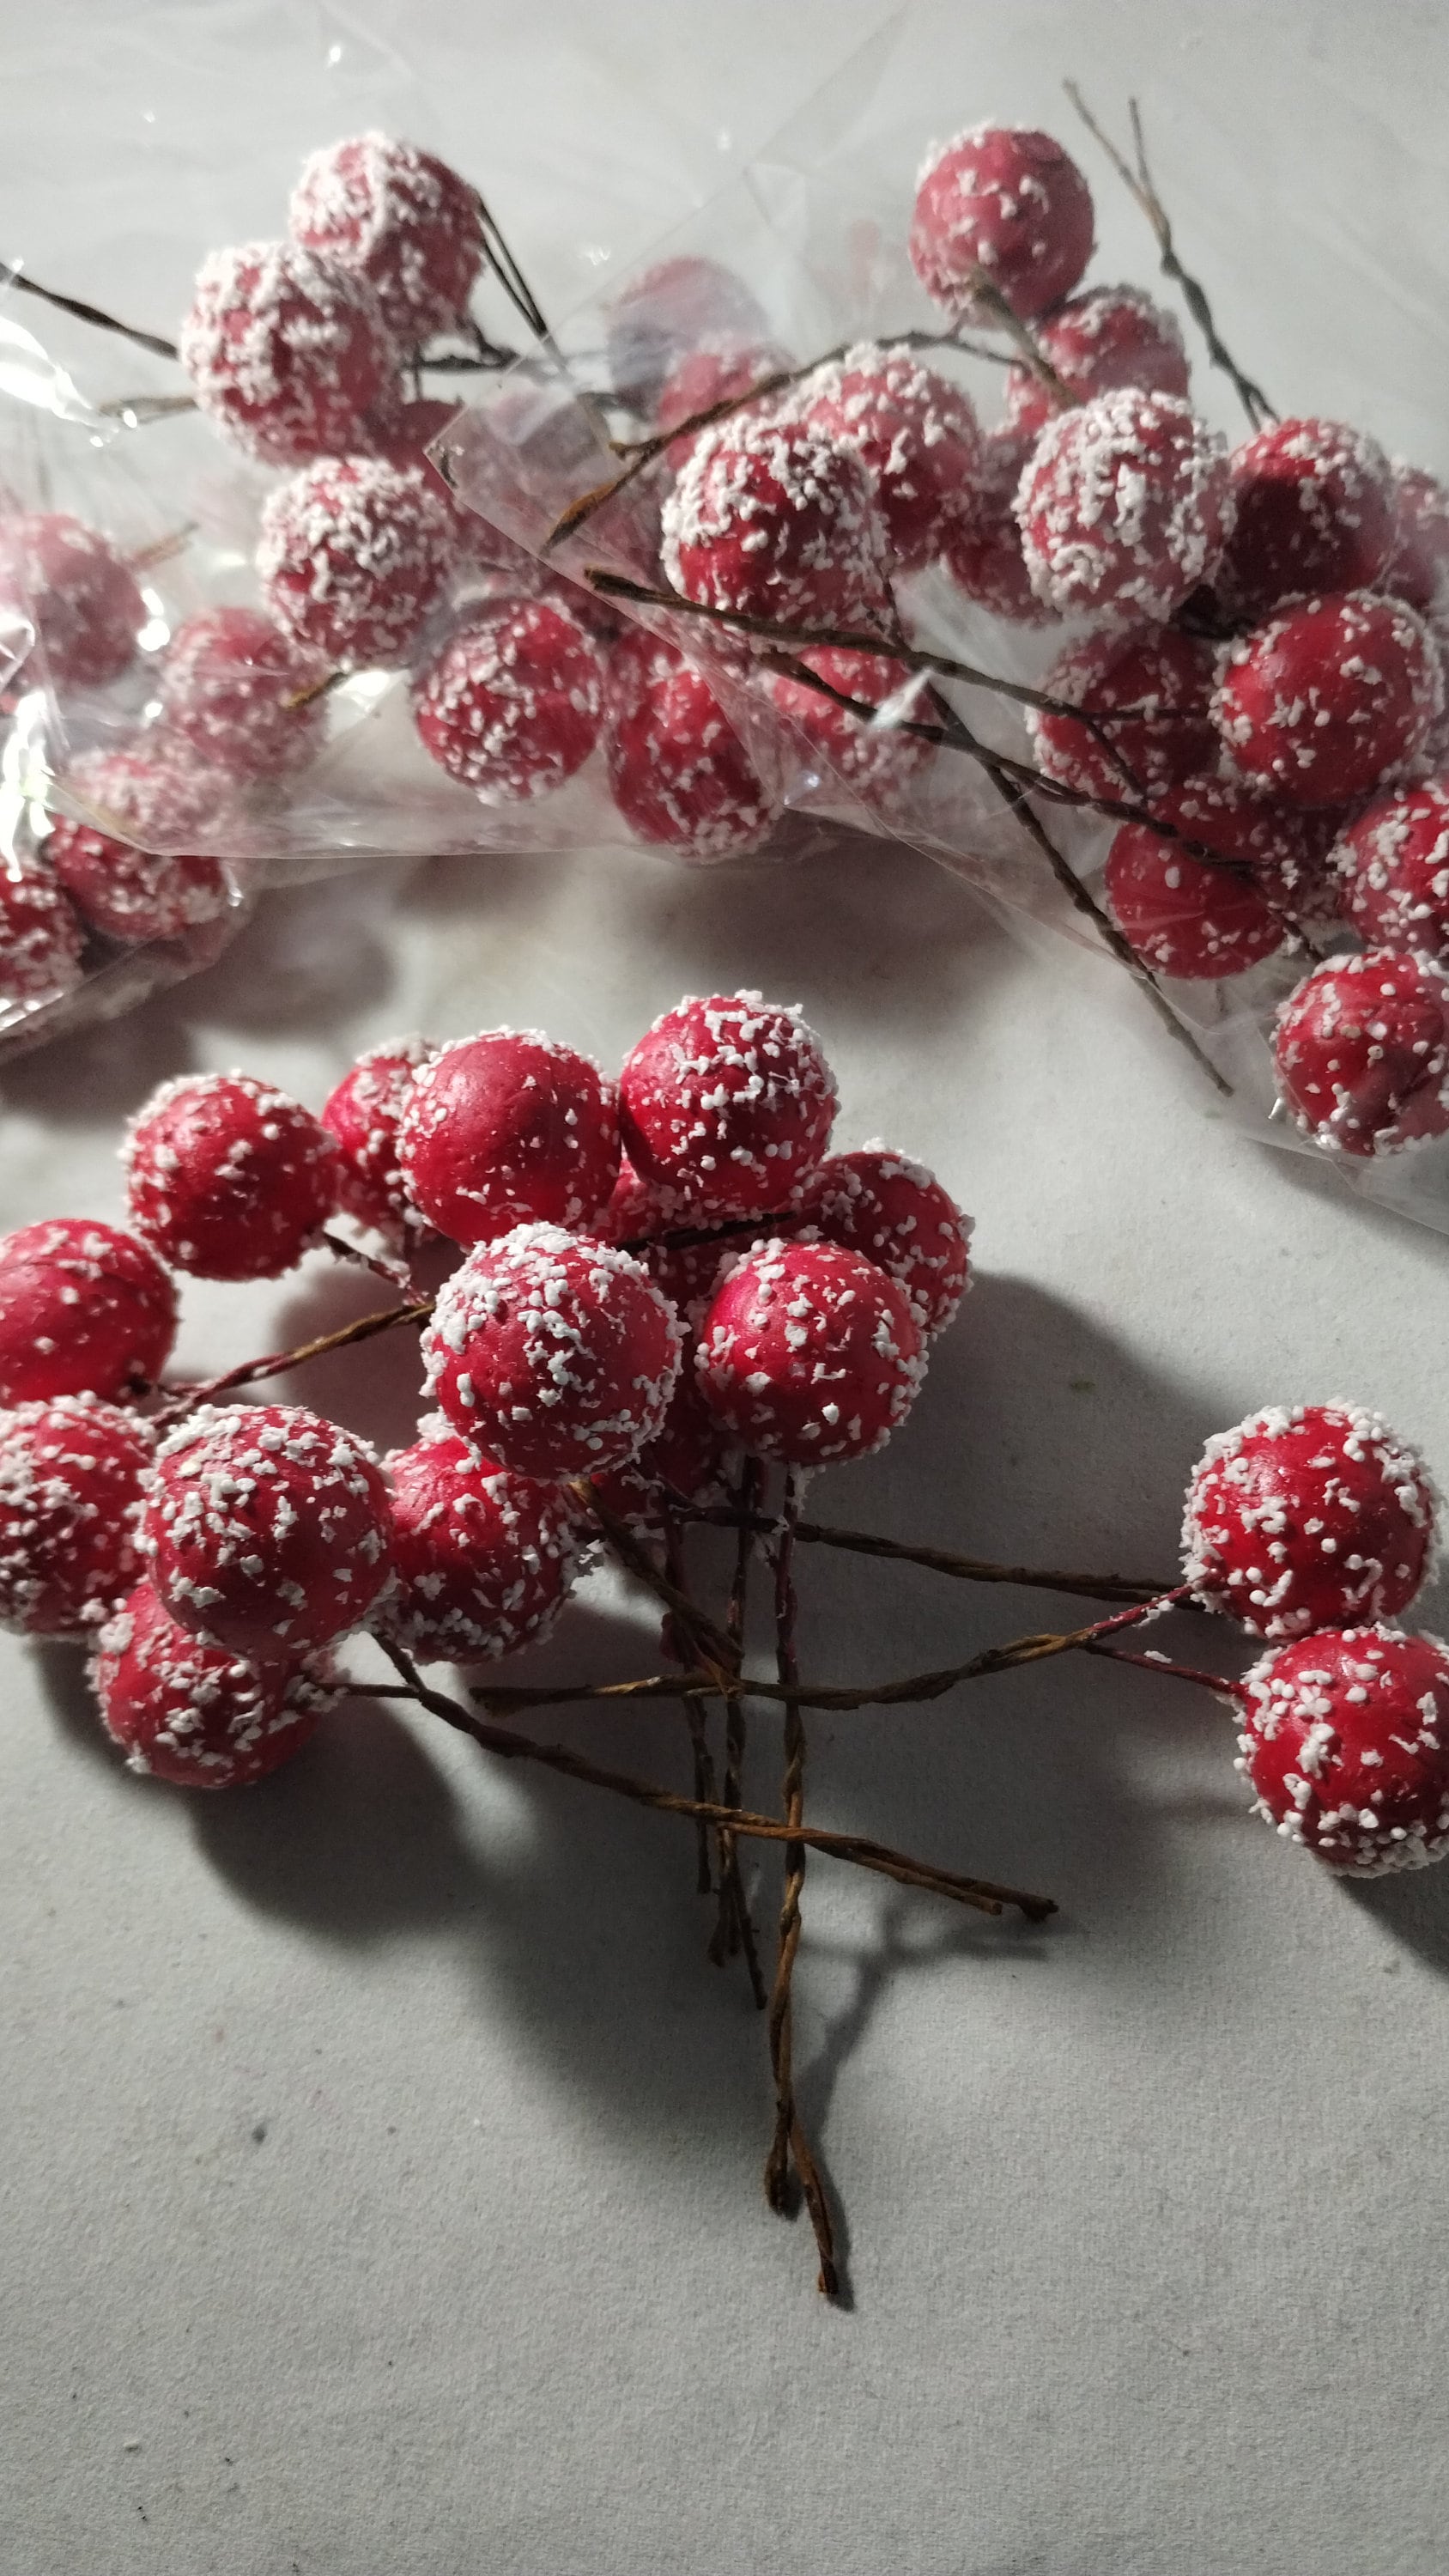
[1028,624,1218,801]
[1016,388,1234,623]
[656,338,790,467]
[910,125,1094,320]
[1214,592,1443,806]
[1150,774,1344,927]
[804,1146,971,1334]
[1183,1401,1435,1640]
[179,241,397,467]
[46,749,230,945]
[322,1036,435,1242]
[421,1224,682,1480]
[795,344,983,571]
[619,992,837,1220]
[1003,284,1188,439]
[606,640,780,861]
[413,599,605,799]
[375,1424,579,1662]
[0,856,86,1011]
[142,1401,391,1659]
[1215,418,1397,623]
[1238,1625,1449,1874]
[1332,779,1449,957]
[1274,949,1449,1157]
[1104,820,1287,979]
[937,430,1052,623]
[767,647,935,810]
[0,512,146,690]
[697,1237,925,1466]
[0,1218,176,1406]
[258,455,455,667]
[397,1030,620,1247]
[289,134,484,346]
[661,416,886,631]
[0,1395,155,1638]
[93,1580,324,1789]
[124,1072,337,1279]
[158,607,329,781]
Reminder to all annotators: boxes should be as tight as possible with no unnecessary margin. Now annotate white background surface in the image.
[5,6,1449,2572]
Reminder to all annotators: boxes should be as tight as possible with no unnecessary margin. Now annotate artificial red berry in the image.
[605,256,769,405]
[93,1580,324,1789]
[421,1224,682,1480]
[258,455,455,668]
[804,1146,971,1334]
[1332,779,1449,957]
[1274,949,1449,1157]
[1016,388,1234,623]
[1150,773,1344,927]
[606,639,780,862]
[45,749,230,945]
[1215,592,1443,806]
[124,1072,337,1279]
[397,1030,620,1247]
[413,599,605,799]
[1238,1625,1449,1874]
[1003,284,1189,439]
[794,343,983,570]
[142,1401,391,1658]
[179,241,398,468]
[697,1237,925,1465]
[1385,463,1449,618]
[661,415,887,631]
[157,607,329,781]
[289,134,484,346]
[657,338,791,467]
[0,1395,155,1638]
[619,992,837,1220]
[1214,418,1397,624]
[937,429,1052,623]
[1182,1401,1435,1641]
[1027,624,1218,802]
[767,647,934,809]
[0,856,86,1011]
[1104,820,1287,979]
[594,1151,685,1247]
[910,125,1094,320]
[375,1423,579,1662]
[0,1218,176,1406]
[592,1367,731,1530]
[321,1036,435,1241]
[0,512,146,691]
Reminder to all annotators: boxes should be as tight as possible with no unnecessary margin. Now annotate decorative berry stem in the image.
[1083,1639,1246,1698]
[679,1504,1174,1604]
[0,262,179,361]
[664,1510,718,1894]
[710,1459,769,2004]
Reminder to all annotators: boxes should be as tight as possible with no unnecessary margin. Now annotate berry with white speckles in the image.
[0,857,87,1012]
[937,429,1052,623]
[45,749,231,945]
[1214,418,1397,624]
[142,1400,391,1658]
[1385,463,1449,618]
[696,1236,925,1466]
[1104,820,1287,979]
[1274,948,1449,1156]
[1333,779,1449,958]
[258,454,454,669]
[179,241,397,467]
[657,338,791,469]
[374,1421,579,1662]
[1214,591,1443,807]
[1183,1401,1436,1641]
[413,599,605,800]
[397,1029,620,1248]
[93,1580,326,1789]
[607,639,780,861]
[1238,1624,1449,1874]
[0,1395,155,1638]
[605,257,769,407]
[619,992,837,1221]
[0,513,146,691]
[661,414,888,633]
[793,343,983,572]
[322,1036,435,1242]
[1149,774,1345,928]
[421,1223,682,1481]
[289,134,483,347]
[804,1146,971,1335]
[0,1218,176,1406]
[158,608,330,781]
[767,647,935,811]
[1028,624,1218,803]
[1003,284,1188,440]
[124,1072,337,1279]
[910,125,1094,321]
[1016,387,1234,624]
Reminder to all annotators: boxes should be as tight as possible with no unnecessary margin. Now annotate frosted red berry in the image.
[413,599,605,800]
[607,641,780,862]
[0,857,86,1011]
[795,343,983,571]
[1238,1625,1449,1874]
[937,430,1052,623]
[258,454,454,669]
[767,647,934,809]
[94,1579,324,1789]
[657,338,790,467]
[0,512,146,691]
[619,992,837,1221]
[1017,388,1234,623]
[158,607,329,781]
[0,1395,155,1638]
[375,1423,578,1663]
[1028,624,1218,802]
[289,133,484,347]
[1385,463,1449,618]
[1332,780,1449,957]
[1274,949,1449,1157]
[142,1400,391,1659]
[910,125,1094,320]
[1183,1401,1435,1641]
[124,1072,337,1279]
[179,241,397,468]
[1003,284,1189,440]
[46,749,230,945]
[421,1223,682,1481]
[697,1237,925,1466]
[805,1146,971,1334]
[1215,592,1443,807]
[397,1029,620,1247]
[661,415,887,632]
[322,1035,434,1241]
[605,256,769,406]
[0,1217,176,1406]
[1104,820,1287,979]
[1150,773,1344,927]
[592,1367,731,1530]
[1215,418,1397,624]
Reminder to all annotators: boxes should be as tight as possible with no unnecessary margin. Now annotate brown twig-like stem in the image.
[1083,1639,1246,1699]
[711,1459,768,2003]
[321,1229,415,1292]
[0,263,179,361]
[1063,84,1276,431]
[155,1297,433,1420]
[959,262,1078,408]
[664,1511,717,1894]
[679,1506,1176,1605]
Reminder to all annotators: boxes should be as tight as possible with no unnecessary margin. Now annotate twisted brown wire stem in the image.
[707,1459,768,2002]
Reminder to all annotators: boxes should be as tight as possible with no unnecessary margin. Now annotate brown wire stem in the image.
[0,263,179,361]
[664,1511,718,1893]
[678,1506,1175,1604]
[711,1459,769,2001]
[1083,1638,1246,1699]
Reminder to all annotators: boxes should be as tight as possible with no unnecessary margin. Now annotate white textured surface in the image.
[5,8,1449,2574]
